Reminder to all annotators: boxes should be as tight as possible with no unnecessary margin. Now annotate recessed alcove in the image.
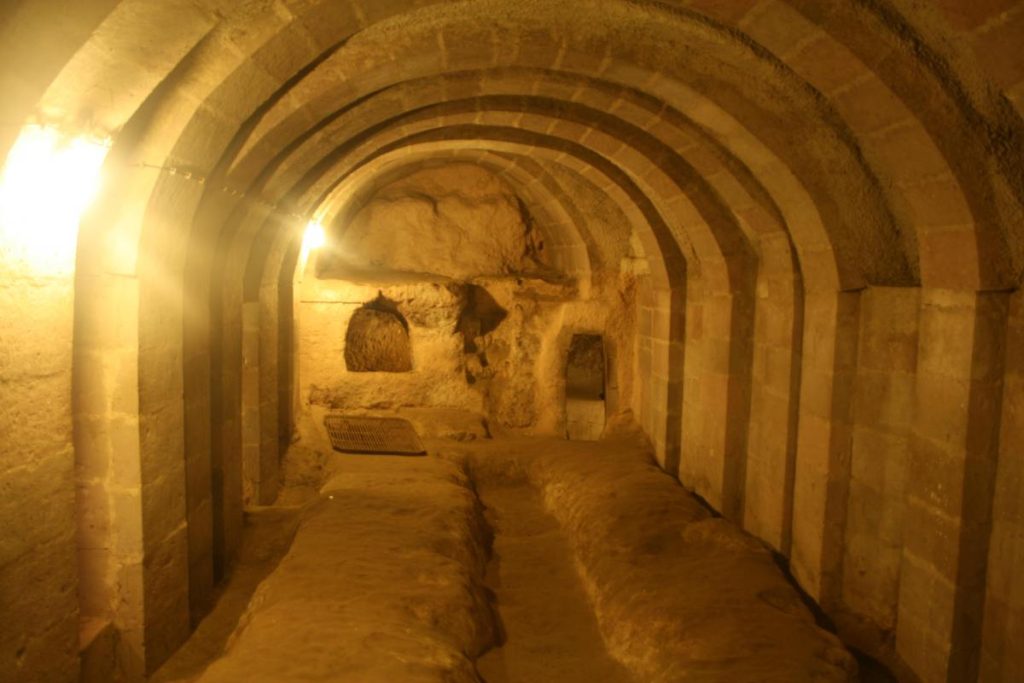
[344,298,413,372]
[566,333,606,441]
[293,161,617,449]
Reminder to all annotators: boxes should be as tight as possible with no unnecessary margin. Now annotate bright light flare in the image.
[297,220,327,280]
[302,220,326,252]
[0,125,110,274]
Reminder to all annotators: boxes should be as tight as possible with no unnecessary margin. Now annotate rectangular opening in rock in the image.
[566,334,606,441]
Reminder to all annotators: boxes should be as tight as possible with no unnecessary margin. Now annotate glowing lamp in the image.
[0,125,109,274]
[302,220,326,251]
[296,220,327,280]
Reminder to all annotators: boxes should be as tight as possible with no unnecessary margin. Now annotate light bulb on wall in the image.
[0,125,110,275]
[297,220,327,281]
[302,220,326,252]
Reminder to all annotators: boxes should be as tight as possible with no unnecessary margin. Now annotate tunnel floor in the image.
[474,478,634,682]
[154,425,857,682]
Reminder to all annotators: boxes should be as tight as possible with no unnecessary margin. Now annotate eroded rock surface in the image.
[324,164,546,280]
[189,424,856,683]
[532,445,857,682]
[442,431,859,683]
[195,456,496,683]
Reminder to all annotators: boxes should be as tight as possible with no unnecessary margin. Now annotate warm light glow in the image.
[302,220,327,252]
[0,125,110,274]
[296,220,327,281]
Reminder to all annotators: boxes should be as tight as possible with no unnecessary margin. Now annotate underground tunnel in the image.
[0,1,1023,682]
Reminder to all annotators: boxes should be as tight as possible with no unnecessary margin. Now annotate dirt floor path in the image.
[474,479,634,683]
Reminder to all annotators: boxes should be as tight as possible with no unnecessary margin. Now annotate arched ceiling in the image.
[4,0,1023,296]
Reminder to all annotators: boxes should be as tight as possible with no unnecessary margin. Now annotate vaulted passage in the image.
[1,2,1022,682]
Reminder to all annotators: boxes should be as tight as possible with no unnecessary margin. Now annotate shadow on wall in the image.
[457,284,508,384]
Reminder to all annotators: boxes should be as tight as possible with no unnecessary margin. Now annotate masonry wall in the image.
[681,278,719,502]
[896,290,1008,682]
[73,269,145,680]
[742,234,802,552]
[650,283,1019,680]
[258,283,282,505]
[0,258,80,682]
[135,177,200,674]
[981,287,1024,681]
[841,288,919,633]
[633,278,684,471]
[1,3,1022,683]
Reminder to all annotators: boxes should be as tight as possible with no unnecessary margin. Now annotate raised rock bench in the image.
[196,429,856,683]
[442,433,858,683]
[196,456,495,683]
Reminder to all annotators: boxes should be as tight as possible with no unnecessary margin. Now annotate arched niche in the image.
[344,297,413,373]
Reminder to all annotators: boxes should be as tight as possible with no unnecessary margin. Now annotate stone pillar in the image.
[258,283,281,505]
[74,164,198,678]
[681,281,753,518]
[74,272,146,681]
[743,234,803,553]
[241,302,262,506]
[640,283,684,474]
[790,288,860,605]
[183,277,214,624]
[136,255,192,673]
[980,287,1023,681]
[841,287,920,631]
[896,289,1008,682]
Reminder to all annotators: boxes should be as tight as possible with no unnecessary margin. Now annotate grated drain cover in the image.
[323,415,426,455]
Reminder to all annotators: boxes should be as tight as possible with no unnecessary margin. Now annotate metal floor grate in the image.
[323,415,426,455]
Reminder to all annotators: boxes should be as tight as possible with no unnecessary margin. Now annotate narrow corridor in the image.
[474,479,634,682]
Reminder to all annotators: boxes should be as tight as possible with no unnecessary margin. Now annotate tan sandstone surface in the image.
[157,421,856,683]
